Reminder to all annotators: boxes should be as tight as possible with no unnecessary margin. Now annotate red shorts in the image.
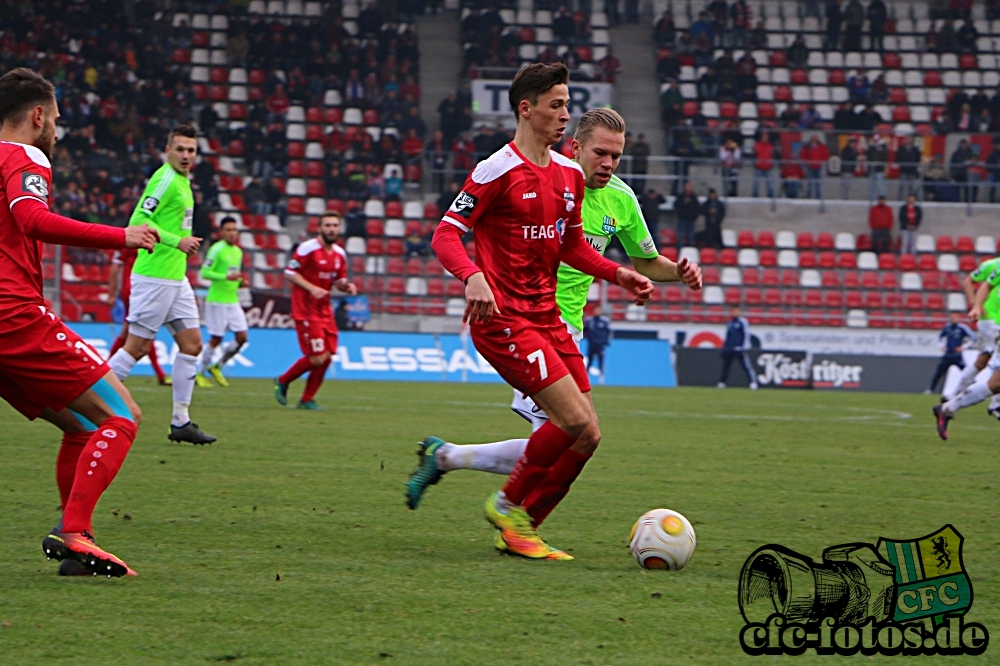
[472,313,590,397]
[0,303,109,419]
[295,318,339,357]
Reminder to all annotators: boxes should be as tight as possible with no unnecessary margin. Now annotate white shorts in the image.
[509,318,583,431]
[204,302,248,337]
[127,276,201,339]
[972,319,1000,354]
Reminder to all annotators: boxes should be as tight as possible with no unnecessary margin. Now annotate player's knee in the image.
[309,352,330,367]
[560,409,596,440]
[989,373,1000,393]
[573,423,601,454]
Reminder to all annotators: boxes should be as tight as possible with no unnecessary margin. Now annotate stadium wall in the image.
[70,325,676,388]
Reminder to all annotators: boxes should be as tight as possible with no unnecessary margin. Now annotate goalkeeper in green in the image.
[405,108,702,514]
[196,216,248,387]
[107,125,215,444]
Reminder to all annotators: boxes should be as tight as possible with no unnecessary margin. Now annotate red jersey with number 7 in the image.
[0,141,54,306]
[440,142,586,320]
[284,237,347,320]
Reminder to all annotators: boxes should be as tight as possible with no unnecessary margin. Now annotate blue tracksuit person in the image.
[583,306,613,376]
[718,306,758,389]
[928,313,975,394]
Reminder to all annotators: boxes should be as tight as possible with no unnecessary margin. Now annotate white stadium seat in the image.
[721,267,743,285]
[777,249,799,268]
[857,251,878,270]
[915,234,936,253]
[937,254,959,272]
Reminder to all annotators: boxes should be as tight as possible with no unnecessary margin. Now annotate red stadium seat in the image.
[838,252,857,269]
[366,219,384,236]
[325,108,343,124]
[664,286,684,302]
[660,246,678,261]
[821,270,840,287]
[816,233,834,250]
[757,230,775,247]
[764,288,782,305]
[209,66,226,82]
[366,238,384,255]
[882,273,898,289]
[765,307,786,325]
[706,305,727,323]
[818,251,836,268]
[796,232,815,249]
[805,290,823,307]
[287,143,305,159]
[790,68,808,84]
[306,107,323,123]
[762,269,780,285]
[924,71,943,86]
[744,288,763,305]
[759,249,777,267]
[885,292,902,309]
[936,236,954,252]
[385,201,404,218]
[899,254,917,271]
[769,51,787,66]
[960,53,978,69]
[757,103,776,119]
[780,269,799,286]
[824,290,843,308]
[882,52,901,68]
[905,293,924,309]
[784,289,803,306]
[720,102,738,118]
[386,239,406,256]
[306,180,325,197]
[720,249,738,266]
[959,255,978,272]
[843,270,860,287]
[828,69,846,85]
[385,257,405,274]
[864,291,884,309]
[878,253,897,270]
[724,287,741,305]
[191,84,208,101]
[746,307,766,325]
[845,291,863,308]
[922,271,942,290]
[700,247,718,264]
[892,107,910,123]
[743,268,760,285]
[774,85,792,101]
[917,254,937,271]
[927,293,946,310]
[702,267,720,284]
[861,271,879,288]
[798,252,817,268]
[956,236,975,253]
[737,230,755,247]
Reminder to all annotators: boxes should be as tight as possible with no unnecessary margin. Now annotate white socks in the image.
[943,380,994,416]
[219,340,242,365]
[990,394,1000,411]
[197,344,215,374]
[947,364,982,401]
[171,352,198,427]
[108,348,138,381]
[198,341,243,374]
[436,439,529,475]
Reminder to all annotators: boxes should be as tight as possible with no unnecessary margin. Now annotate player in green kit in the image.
[405,109,702,516]
[107,125,216,444]
[940,257,1000,403]
[196,216,248,387]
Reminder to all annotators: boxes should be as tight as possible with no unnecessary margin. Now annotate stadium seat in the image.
[937,236,955,253]
[878,254,897,271]
[838,253,857,269]
[742,268,760,285]
[816,233,834,250]
[799,252,817,268]
[700,247,718,265]
[762,269,780,286]
[759,250,777,267]
[959,255,978,272]
[702,267,720,284]
[898,254,917,271]
[843,270,860,288]
[737,230,755,247]
[721,267,742,286]
[737,249,759,267]
[818,251,836,268]
[976,236,995,254]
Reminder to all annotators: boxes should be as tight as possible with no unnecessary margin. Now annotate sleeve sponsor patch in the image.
[21,172,48,199]
[288,258,301,270]
[448,191,478,219]
[141,197,159,213]
[640,237,656,255]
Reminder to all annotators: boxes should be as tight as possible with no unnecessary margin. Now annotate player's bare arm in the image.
[963,274,980,304]
[333,277,358,295]
[971,280,992,321]
[631,256,703,290]
[286,270,329,300]
[124,224,159,252]
[614,266,655,305]
[463,272,500,324]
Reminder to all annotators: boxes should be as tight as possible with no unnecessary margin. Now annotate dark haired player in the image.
[0,68,160,576]
[424,63,654,559]
[106,124,216,444]
[274,213,357,409]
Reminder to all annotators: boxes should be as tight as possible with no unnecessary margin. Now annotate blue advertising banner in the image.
[70,324,675,388]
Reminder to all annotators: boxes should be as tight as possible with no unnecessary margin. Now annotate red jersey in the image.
[0,141,53,306]
[284,237,346,320]
[440,142,586,319]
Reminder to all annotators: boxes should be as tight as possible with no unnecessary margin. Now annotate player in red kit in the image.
[0,68,160,577]
[426,63,653,560]
[107,248,169,385]
[274,212,357,409]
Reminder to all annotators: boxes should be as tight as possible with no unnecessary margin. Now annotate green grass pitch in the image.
[0,378,997,664]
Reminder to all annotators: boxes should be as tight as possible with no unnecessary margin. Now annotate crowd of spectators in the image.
[1,1,196,236]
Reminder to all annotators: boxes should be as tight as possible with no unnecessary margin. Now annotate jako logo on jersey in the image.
[522,192,537,199]
[22,172,48,198]
[602,216,617,235]
[449,191,478,219]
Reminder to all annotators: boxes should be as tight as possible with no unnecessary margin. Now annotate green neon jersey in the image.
[200,240,244,304]
[555,174,658,332]
[129,163,194,281]
[972,258,1000,323]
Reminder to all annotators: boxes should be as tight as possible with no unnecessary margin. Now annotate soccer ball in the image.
[629,509,696,571]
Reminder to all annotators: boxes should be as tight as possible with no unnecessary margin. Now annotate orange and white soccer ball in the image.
[629,508,696,570]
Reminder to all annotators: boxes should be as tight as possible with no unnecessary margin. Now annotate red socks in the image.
[56,431,91,508]
[61,417,137,534]
[301,359,331,402]
[280,356,314,385]
[109,334,126,356]
[502,421,576,506]
[148,342,166,382]
[523,448,592,526]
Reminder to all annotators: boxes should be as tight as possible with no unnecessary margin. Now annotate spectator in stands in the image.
[895,136,922,200]
[787,35,810,68]
[675,181,701,248]
[930,0,950,19]
[660,79,684,128]
[782,160,805,198]
[847,70,871,104]
[825,0,843,51]
[956,20,979,52]
[697,66,719,100]
[227,29,250,65]
[867,0,887,52]
[427,131,449,193]
[597,48,623,83]
[690,11,712,42]
[402,129,424,162]
[693,33,714,66]
[832,101,856,130]
[954,103,974,132]
[800,135,830,199]
[730,0,751,48]
[700,188,726,248]
[719,140,741,197]
[326,164,348,201]
[869,74,889,104]
[654,11,677,46]
[934,110,955,134]
[950,139,978,202]
[405,224,429,257]
[553,7,576,45]
[951,0,973,20]
[669,130,696,195]
[384,166,403,201]
[867,134,888,199]
[840,137,860,198]
[856,104,880,132]
[399,106,428,140]
[266,85,290,122]
[748,21,767,50]
[923,155,952,200]
[778,104,801,128]
[868,195,893,253]
[843,0,864,50]
[986,138,1000,203]
[628,134,651,190]
[753,132,776,198]
[707,0,729,47]
[898,194,923,255]
[657,49,681,81]
[344,70,365,105]
[640,188,666,241]
[798,104,820,129]
[625,0,640,23]
[437,181,460,219]
[244,178,268,216]
[937,20,958,53]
